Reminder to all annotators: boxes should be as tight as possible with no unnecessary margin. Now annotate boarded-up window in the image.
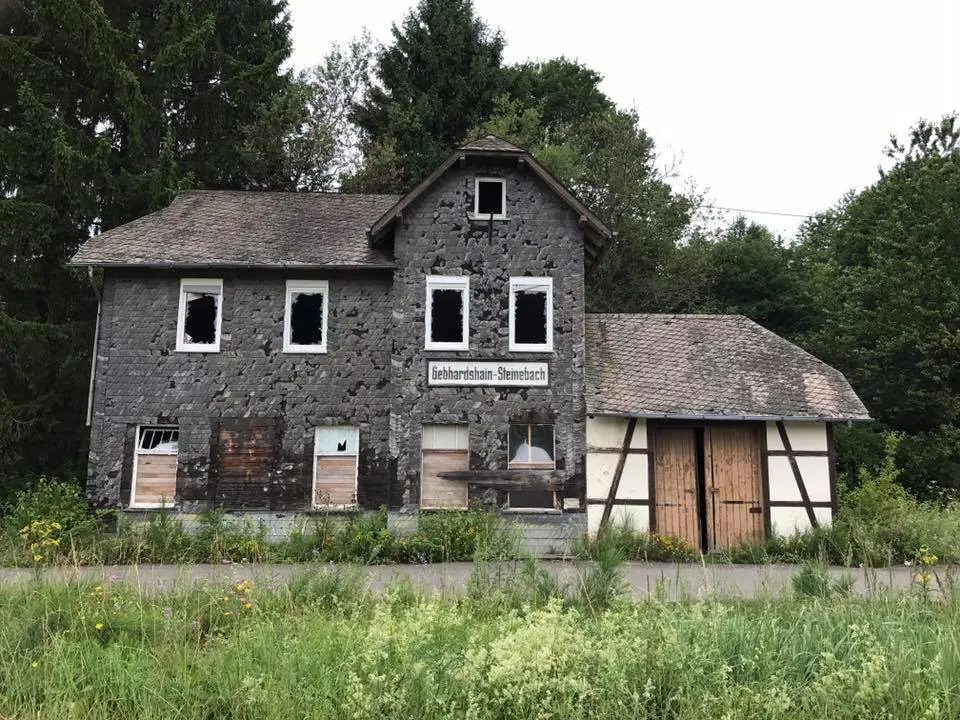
[213,418,277,507]
[177,279,222,352]
[421,424,469,509]
[131,426,178,507]
[314,426,358,506]
[507,424,556,509]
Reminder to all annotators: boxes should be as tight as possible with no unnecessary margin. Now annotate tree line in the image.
[2,0,958,500]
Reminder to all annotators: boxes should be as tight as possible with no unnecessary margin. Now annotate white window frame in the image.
[283,280,329,354]
[130,424,179,509]
[176,278,223,353]
[473,177,507,219]
[506,423,558,512]
[508,276,553,353]
[311,425,359,509]
[425,275,469,351]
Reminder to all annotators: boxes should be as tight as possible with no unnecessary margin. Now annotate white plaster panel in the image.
[586,452,650,500]
[767,457,832,502]
[586,416,648,450]
[765,421,828,452]
[770,506,833,537]
[587,503,649,537]
[617,454,649,500]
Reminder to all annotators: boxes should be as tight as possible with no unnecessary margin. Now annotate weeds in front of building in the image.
[2,565,960,718]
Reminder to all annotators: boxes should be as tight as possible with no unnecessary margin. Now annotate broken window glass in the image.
[514,289,547,345]
[138,427,179,454]
[315,426,358,455]
[290,292,324,346]
[508,424,555,467]
[183,292,218,345]
[431,288,464,343]
[477,179,504,216]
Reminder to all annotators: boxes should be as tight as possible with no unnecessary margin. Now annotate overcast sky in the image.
[288,0,960,239]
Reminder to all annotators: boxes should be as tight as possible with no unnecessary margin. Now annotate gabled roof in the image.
[71,191,400,269]
[585,314,870,421]
[367,135,613,269]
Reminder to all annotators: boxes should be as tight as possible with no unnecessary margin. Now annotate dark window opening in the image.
[514,290,547,344]
[477,180,504,216]
[184,293,217,344]
[430,288,464,343]
[290,292,324,345]
[509,489,555,509]
[509,424,555,467]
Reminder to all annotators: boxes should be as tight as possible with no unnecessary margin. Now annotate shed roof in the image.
[70,190,400,268]
[585,313,869,421]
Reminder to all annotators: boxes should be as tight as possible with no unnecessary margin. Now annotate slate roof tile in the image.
[458,135,525,153]
[71,190,401,268]
[585,313,869,420]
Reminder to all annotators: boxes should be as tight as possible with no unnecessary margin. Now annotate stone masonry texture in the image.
[87,155,588,514]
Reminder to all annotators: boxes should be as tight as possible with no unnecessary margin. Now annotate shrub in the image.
[4,477,90,535]
[791,561,853,599]
[575,521,697,563]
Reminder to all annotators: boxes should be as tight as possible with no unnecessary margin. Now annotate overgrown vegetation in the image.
[0,481,518,566]
[2,568,960,718]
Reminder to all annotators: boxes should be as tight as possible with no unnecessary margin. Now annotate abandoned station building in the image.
[71,136,869,552]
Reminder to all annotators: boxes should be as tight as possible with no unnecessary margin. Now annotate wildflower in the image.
[224,611,233,616]
[33,554,42,563]
[162,607,172,618]
[95,623,104,631]
[31,661,39,668]
[109,574,120,582]
[244,602,252,609]
[223,596,230,602]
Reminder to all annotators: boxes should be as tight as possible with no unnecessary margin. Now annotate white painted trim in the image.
[129,424,178,509]
[175,278,223,353]
[425,275,469,351]
[283,280,329,353]
[311,426,359,509]
[473,176,507,219]
[508,276,553,353]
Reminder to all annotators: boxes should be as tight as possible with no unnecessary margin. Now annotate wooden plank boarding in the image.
[314,456,357,506]
[422,448,469,508]
[600,417,638,529]
[653,427,701,548]
[775,421,819,529]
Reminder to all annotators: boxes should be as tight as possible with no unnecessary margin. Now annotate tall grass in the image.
[1,572,959,718]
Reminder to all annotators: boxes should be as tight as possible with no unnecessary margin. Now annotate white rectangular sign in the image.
[428,361,549,387]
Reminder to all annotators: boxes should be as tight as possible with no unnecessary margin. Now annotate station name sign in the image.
[428,361,549,387]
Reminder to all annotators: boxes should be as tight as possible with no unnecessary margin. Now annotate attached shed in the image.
[584,314,869,550]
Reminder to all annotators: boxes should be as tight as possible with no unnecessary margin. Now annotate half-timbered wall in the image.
[585,416,649,536]
[764,421,834,535]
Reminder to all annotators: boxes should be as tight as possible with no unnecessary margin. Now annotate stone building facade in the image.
[72,136,869,547]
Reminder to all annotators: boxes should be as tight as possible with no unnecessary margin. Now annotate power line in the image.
[702,204,823,219]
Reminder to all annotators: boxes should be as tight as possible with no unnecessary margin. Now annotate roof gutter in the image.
[587,411,872,422]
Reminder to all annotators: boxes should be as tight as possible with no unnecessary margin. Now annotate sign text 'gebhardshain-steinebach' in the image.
[427,361,549,387]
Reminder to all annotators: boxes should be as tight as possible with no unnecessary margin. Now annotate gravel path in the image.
[0,561,922,600]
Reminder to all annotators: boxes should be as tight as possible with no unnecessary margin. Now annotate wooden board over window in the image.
[131,426,179,508]
[213,418,279,507]
[314,426,358,507]
[421,424,468,509]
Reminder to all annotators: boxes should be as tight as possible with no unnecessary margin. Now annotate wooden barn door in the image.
[652,428,701,548]
[705,425,764,549]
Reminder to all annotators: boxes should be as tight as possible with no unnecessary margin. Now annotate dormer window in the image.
[474,177,506,219]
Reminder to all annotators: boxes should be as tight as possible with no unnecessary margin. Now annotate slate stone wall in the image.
[86,269,396,510]
[390,157,587,509]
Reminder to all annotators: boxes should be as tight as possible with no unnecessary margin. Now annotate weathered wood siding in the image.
[652,427,700,547]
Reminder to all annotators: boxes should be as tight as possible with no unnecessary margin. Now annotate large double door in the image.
[652,424,764,551]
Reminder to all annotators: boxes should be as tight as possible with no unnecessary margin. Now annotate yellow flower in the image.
[95,623,104,631]
[31,661,39,668]
[33,554,42,563]
[244,602,252,609]
[224,611,233,616]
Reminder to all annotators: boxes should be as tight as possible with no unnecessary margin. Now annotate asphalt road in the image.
[0,561,923,600]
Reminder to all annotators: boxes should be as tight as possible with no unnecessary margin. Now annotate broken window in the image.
[131,425,179,508]
[474,177,505,217]
[425,276,469,350]
[177,279,222,352]
[284,280,328,352]
[507,424,557,510]
[509,277,553,352]
[314,426,359,507]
